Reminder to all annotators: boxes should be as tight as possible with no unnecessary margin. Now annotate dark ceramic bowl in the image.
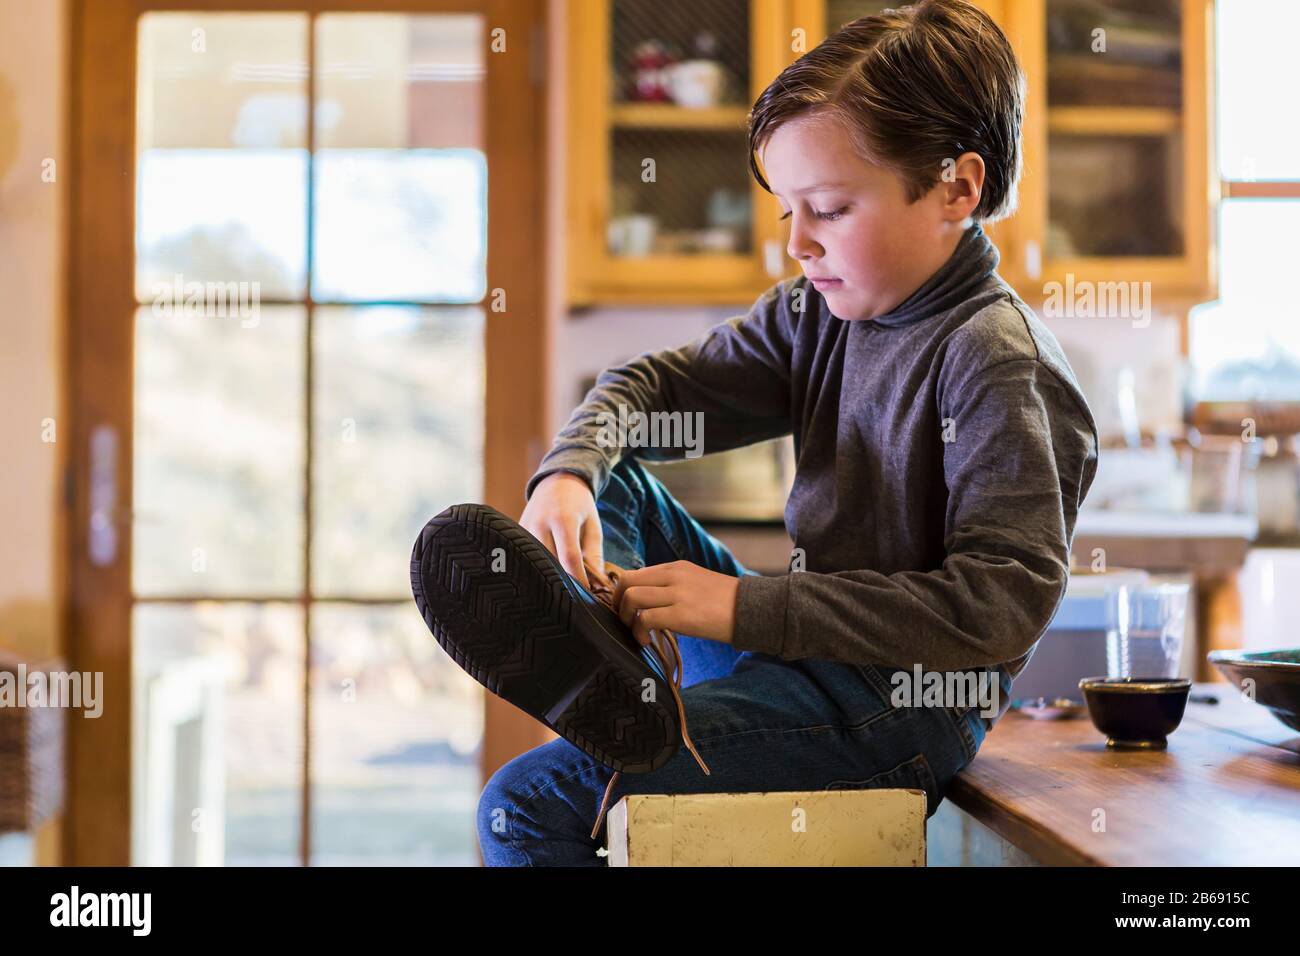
[1078,677,1192,750]
[1207,648,1300,732]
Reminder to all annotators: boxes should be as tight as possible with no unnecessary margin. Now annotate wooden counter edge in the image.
[944,774,1106,867]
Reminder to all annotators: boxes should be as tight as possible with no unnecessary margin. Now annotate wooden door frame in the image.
[67,0,551,865]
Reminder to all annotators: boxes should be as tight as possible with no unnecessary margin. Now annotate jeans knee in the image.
[476,745,605,867]
[477,762,528,863]
[477,774,509,840]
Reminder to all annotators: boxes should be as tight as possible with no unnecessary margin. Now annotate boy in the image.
[411,0,1098,866]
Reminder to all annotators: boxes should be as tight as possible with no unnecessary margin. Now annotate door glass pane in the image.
[313,14,486,301]
[132,602,304,866]
[310,603,484,865]
[313,151,486,301]
[136,12,308,299]
[1044,0,1184,258]
[133,305,305,597]
[312,306,485,598]
[608,0,753,256]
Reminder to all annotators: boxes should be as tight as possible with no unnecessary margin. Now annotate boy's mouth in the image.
[808,276,842,290]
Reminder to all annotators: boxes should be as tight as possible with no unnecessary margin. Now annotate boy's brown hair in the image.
[747,0,1024,223]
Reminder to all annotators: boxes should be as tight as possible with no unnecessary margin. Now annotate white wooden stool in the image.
[604,789,926,866]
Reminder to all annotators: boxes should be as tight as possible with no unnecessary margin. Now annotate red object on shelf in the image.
[628,40,677,103]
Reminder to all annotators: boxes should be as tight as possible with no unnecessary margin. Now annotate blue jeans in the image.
[477,456,1009,866]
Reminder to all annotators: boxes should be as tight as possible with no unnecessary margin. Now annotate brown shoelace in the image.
[582,558,710,841]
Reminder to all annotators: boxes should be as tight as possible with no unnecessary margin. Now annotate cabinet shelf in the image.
[610,103,751,131]
[1048,106,1182,136]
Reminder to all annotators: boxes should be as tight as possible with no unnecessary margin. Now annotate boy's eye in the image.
[777,207,847,222]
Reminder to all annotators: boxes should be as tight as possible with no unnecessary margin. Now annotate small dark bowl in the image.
[1078,677,1192,750]
[1207,648,1300,732]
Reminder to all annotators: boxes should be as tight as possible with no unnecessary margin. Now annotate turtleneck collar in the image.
[866,222,1000,329]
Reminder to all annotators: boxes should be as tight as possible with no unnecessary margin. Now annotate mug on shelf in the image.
[607,214,658,257]
[667,60,726,109]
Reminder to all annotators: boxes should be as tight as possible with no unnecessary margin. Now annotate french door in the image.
[68,0,550,865]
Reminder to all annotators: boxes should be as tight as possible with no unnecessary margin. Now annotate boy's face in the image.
[760,111,967,322]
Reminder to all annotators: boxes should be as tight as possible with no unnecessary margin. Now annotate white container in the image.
[607,214,657,257]
[667,60,725,109]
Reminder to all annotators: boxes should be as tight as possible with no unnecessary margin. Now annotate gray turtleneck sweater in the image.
[524,225,1099,685]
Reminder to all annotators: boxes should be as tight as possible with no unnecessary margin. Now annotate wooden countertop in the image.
[947,682,1300,866]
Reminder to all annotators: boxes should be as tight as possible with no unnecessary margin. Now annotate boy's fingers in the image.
[538,528,557,560]
[631,608,678,648]
[630,610,651,647]
[552,518,589,590]
[585,557,613,593]
[579,513,604,576]
[617,584,673,629]
[611,564,676,607]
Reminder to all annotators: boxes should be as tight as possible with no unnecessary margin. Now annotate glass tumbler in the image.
[1105,582,1190,680]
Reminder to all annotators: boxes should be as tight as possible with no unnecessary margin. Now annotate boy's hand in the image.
[611,561,740,647]
[520,472,603,591]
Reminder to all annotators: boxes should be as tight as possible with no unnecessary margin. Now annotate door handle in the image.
[89,424,119,567]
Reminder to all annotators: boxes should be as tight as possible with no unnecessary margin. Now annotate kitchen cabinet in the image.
[996,0,1215,300]
[790,0,1215,299]
[565,0,1215,307]
[566,0,796,306]
[564,0,970,306]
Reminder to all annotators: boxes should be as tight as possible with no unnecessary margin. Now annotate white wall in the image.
[0,0,68,866]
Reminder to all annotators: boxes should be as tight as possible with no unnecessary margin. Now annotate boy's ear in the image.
[940,151,985,221]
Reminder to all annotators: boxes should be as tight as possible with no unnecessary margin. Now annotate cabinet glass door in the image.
[606,0,754,258]
[1045,0,1185,259]
[824,0,893,30]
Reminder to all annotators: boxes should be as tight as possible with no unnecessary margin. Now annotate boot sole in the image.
[410,503,682,774]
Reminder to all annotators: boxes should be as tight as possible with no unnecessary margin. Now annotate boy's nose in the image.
[786,217,822,261]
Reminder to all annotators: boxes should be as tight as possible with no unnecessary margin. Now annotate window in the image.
[1190,0,1300,400]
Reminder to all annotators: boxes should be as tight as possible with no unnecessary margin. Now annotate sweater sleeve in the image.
[731,357,1098,670]
[524,280,798,503]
